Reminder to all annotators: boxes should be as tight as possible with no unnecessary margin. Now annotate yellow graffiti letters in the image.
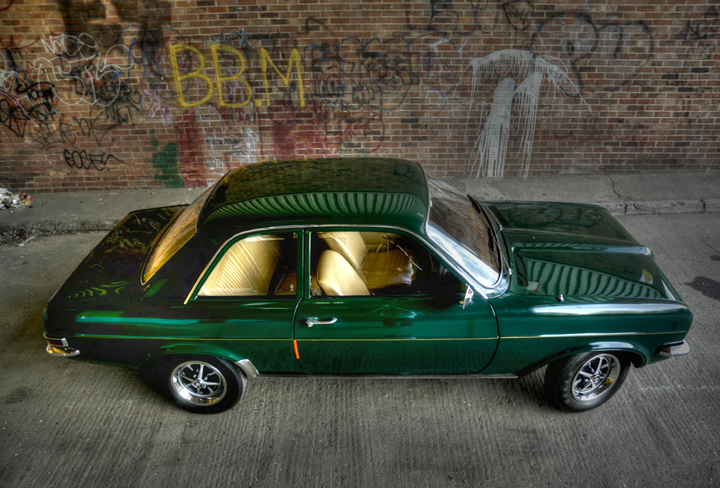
[169,44,305,109]
[169,44,214,108]
[259,47,305,108]
[210,43,252,108]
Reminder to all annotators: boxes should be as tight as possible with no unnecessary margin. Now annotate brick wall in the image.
[1,0,719,191]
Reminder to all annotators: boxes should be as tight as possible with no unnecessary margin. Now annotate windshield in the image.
[143,185,216,283]
[426,176,500,288]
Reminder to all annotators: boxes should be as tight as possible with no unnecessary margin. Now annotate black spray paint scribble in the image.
[63,149,122,171]
[531,12,654,93]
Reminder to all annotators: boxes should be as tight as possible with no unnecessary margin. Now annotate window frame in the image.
[186,228,302,302]
[306,225,467,300]
[185,223,492,305]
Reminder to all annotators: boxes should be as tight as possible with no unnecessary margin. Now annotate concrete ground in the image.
[0,212,718,487]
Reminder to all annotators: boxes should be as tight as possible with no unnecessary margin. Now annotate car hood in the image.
[485,202,679,301]
[52,206,183,306]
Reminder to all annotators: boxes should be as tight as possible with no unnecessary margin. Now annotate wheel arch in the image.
[516,341,647,377]
[138,342,250,375]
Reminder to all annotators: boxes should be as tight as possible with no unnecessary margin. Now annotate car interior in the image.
[198,233,297,297]
[311,231,461,297]
[197,230,462,298]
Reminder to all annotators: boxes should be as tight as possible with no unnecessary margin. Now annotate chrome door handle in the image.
[304,317,338,327]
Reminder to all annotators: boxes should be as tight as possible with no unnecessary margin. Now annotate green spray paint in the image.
[151,143,184,188]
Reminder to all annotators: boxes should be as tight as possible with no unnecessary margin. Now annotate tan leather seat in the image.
[199,235,281,296]
[359,232,402,252]
[363,249,416,290]
[318,231,416,291]
[317,250,370,296]
[317,232,367,277]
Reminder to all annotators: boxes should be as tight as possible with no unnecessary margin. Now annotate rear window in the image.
[142,186,215,283]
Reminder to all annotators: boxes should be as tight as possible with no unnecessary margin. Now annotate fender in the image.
[514,341,649,377]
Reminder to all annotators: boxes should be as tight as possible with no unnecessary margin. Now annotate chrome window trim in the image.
[185,224,493,304]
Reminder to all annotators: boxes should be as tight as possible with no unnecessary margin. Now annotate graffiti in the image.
[670,7,720,62]
[0,82,55,138]
[33,34,135,107]
[404,0,492,36]
[258,46,305,108]
[141,89,172,126]
[503,0,534,31]
[306,36,417,114]
[681,7,720,41]
[0,0,12,11]
[63,149,119,171]
[168,43,298,109]
[31,113,116,150]
[30,112,126,169]
[465,49,592,177]
[531,13,654,93]
[113,0,172,56]
[0,47,56,140]
[151,143,183,187]
[0,98,29,138]
[325,112,385,154]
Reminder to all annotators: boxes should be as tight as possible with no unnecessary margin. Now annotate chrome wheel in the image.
[571,353,621,402]
[170,360,227,406]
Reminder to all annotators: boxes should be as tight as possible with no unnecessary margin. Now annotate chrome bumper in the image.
[658,340,690,358]
[44,333,80,357]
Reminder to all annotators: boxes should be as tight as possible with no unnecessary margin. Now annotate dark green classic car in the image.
[43,158,692,413]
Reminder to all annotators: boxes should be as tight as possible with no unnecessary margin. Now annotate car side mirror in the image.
[461,286,474,309]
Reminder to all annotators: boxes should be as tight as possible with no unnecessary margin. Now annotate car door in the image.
[293,229,499,375]
[182,231,302,373]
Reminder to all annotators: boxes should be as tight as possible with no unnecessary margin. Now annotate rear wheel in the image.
[544,352,629,412]
[156,356,246,414]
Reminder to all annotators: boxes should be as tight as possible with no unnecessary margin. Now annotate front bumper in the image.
[44,333,80,357]
[658,340,690,358]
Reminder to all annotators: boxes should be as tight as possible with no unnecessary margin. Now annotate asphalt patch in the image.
[685,276,720,301]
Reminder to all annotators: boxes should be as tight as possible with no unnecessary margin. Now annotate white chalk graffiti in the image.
[465,49,592,177]
[33,34,134,107]
[231,127,260,165]
[194,105,260,178]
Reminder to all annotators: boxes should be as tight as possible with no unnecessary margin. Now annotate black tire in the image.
[155,356,246,414]
[544,352,630,412]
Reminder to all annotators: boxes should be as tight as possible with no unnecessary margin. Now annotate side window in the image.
[199,233,297,297]
[310,230,462,297]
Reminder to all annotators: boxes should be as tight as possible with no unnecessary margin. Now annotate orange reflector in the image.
[293,339,300,359]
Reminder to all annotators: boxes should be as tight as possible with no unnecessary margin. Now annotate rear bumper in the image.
[44,333,80,357]
[658,340,690,358]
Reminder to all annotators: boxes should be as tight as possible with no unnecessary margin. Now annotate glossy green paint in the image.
[43,159,692,381]
[479,200,692,374]
[199,158,429,235]
[294,295,498,375]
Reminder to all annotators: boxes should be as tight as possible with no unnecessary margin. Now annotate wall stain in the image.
[685,276,720,301]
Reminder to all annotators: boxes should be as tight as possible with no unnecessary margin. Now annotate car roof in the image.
[198,158,430,232]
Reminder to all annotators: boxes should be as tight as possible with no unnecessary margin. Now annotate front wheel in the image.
[156,356,246,414]
[544,352,630,412]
